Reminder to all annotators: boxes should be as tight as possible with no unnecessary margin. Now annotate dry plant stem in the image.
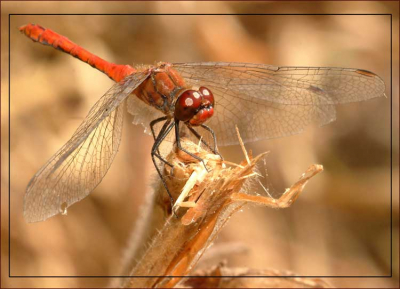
[122,138,323,288]
[110,185,165,287]
[231,164,323,208]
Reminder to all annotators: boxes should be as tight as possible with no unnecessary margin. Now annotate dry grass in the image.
[112,133,323,288]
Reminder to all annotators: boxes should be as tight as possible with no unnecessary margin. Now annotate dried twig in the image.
[120,132,323,288]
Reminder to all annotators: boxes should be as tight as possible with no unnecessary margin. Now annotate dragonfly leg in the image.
[150,116,168,141]
[175,121,210,172]
[200,124,223,160]
[151,119,174,169]
[151,120,177,213]
[150,116,168,154]
[186,124,223,159]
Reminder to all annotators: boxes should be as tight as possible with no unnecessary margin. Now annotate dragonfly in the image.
[20,24,386,223]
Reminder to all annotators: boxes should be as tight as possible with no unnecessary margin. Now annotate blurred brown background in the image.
[1,1,398,288]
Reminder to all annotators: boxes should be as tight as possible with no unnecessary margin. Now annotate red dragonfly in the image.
[20,24,385,223]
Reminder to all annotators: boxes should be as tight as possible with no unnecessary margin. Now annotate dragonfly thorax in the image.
[174,86,214,126]
[133,65,215,125]
[133,65,187,117]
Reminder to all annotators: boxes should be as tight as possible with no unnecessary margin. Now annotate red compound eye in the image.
[199,86,214,106]
[175,87,215,125]
[175,90,202,122]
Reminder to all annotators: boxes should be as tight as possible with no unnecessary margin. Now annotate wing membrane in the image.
[173,62,385,146]
[24,72,150,222]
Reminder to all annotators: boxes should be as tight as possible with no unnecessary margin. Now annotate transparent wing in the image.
[24,71,150,222]
[127,92,164,136]
[173,62,385,146]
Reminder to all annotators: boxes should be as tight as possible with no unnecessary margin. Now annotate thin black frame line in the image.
[8,13,394,279]
[390,13,393,278]
[8,275,394,279]
[8,13,11,278]
[9,13,392,16]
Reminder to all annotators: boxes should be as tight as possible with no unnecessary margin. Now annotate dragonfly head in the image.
[174,86,214,126]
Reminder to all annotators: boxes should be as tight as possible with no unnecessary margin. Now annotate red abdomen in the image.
[19,24,136,82]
